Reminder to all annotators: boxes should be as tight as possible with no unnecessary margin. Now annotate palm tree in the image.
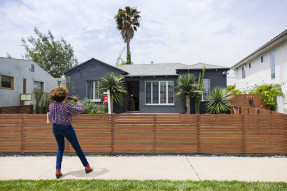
[176,73,199,114]
[98,73,127,113]
[206,87,232,114]
[115,6,140,64]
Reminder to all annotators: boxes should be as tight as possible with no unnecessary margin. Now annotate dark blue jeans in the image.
[53,124,89,170]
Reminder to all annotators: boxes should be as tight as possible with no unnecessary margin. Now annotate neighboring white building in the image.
[0,57,57,107]
[231,29,287,113]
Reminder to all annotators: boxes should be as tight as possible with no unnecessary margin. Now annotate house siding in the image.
[65,59,229,114]
[0,58,57,107]
[234,39,287,112]
[65,59,126,99]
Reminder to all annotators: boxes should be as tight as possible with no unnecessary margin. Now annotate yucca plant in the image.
[176,73,199,114]
[206,87,231,114]
[98,72,127,113]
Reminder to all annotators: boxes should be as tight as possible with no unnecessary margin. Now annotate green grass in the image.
[0,180,286,191]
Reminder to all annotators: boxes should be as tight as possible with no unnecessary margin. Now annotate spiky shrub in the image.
[98,72,127,113]
[206,87,231,114]
[176,73,199,114]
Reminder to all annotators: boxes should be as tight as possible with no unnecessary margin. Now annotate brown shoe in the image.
[56,169,62,179]
[85,165,93,173]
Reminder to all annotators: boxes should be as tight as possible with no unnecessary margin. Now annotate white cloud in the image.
[0,0,286,67]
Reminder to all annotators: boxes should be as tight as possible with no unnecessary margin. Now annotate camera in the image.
[67,96,73,100]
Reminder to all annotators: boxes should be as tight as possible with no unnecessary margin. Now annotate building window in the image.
[202,79,210,101]
[242,66,246,79]
[145,81,174,105]
[87,81,101,101]
[270,51,275,79]
[34,81,44,92]
[249,63,252,68]
[261,56,264,63]
[0,75,13,89]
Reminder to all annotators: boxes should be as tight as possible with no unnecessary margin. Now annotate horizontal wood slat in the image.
[0,114,286,154]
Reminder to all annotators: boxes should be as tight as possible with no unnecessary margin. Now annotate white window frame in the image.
[242,66,246,79]
[145,81,174,105]
[87,81,101,102]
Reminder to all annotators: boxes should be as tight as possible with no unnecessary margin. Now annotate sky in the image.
[1,0,287,83]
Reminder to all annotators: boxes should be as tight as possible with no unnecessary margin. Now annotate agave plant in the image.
[175,73,200,114]
[98,72,127,113]
[206,87,231,114]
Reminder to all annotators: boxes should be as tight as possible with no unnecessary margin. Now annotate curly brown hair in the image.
[49,86,68,102]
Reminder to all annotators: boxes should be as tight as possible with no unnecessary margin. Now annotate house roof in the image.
[176,62,230,70]
[232,29,287,69]
[118,63,186,77]
[0,57,35,65]
[64,58,127,75]
[118,63,229,77]
[0,57,49,75]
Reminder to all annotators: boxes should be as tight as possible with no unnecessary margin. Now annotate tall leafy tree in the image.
[176,73,199,114]
[115,6,140,65]
[98,72,127,113]
[22,27,78,78]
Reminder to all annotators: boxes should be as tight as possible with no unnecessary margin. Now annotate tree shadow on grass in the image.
[63,168,110,178]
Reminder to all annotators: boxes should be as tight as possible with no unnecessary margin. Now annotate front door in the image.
[126,81,139,111]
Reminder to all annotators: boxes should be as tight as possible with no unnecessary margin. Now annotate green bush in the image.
[227,85,244,94]
[77,98,108,114]
[249,84,284,111]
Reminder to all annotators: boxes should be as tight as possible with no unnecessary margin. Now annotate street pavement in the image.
[0,155,286,182]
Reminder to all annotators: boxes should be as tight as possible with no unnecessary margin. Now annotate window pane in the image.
[160,82,166,104]
[168,82,174,103]
[146,82,151,104]
[242,67,245,79]
[152,82,159,104]
[94,81,99,99]
[1,76,12,88]
[203,79,210,100]
[87,82,93,99]
[270,51,275,79]
[33,81,43,91]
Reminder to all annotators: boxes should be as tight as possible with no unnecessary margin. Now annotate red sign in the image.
[104,95,108,104]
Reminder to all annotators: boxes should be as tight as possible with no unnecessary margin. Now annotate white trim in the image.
[145,80,174,105]
[89,99,101,102]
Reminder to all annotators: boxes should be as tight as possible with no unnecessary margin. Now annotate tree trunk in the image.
[110,98,114,114]
[186,96,190,114]
[126,41,131,64]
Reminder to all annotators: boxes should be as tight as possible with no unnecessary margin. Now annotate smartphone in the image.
[67,96,73,100]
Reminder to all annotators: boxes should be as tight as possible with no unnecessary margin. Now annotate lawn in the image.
[0,180,286,191]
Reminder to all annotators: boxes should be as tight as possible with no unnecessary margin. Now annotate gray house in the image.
[64,58,229,114]
[0,57,57,107]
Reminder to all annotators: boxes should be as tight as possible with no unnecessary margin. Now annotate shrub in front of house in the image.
[77,98,108,114]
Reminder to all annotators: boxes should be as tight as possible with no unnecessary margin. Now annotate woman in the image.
[48,86,93,179]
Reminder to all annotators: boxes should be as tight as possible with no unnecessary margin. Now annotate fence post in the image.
[241,115,246,153]
[153,114,156,154]
[111,115,114,153]
[20,114,24,153]
[196,115,201,153]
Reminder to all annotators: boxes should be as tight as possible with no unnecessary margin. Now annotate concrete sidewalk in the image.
[0,156,286,182]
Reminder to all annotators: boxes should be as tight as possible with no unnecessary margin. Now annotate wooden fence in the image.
[231,94,268,109]
[0,114,286,154]
[0,105,33,114]
[231,106,283,115]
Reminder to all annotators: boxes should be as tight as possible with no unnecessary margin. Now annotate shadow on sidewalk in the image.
[63,168,110,178]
